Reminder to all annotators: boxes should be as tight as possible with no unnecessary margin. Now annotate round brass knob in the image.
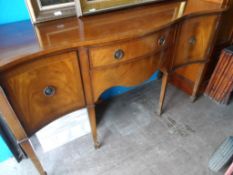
[189,36,196,45]
[43,86,56,97]
[114,49,124,60]
[158,36,166,46]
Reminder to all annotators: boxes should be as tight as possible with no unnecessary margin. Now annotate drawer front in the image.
[91,52,166,102]
[89,28,173,68]
[2,52,85,135]
[172,15,219,69]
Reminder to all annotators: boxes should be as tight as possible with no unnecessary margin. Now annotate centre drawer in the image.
[89,28,173,68]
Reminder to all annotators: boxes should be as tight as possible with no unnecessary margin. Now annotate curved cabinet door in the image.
[172,14,219,70]
[1,52,85,136]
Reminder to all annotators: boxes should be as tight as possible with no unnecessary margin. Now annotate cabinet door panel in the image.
[172,15,218,69]
[2,52,85,136]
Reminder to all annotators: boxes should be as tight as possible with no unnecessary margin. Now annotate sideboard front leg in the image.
[0,87,46,174]
[158,72,169,116]
[87,106,100,149]
[78,48,101,149]
[191,64,205,102]
[20,139,46,175]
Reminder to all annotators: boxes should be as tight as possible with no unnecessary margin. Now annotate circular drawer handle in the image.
[158,36,166,46]
[189,36,196,45]
[43,86,56,97]
[114,49,125,60]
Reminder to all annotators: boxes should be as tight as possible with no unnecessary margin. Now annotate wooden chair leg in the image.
[158,72,169,116]
[191,64,205,102]
[87,106,100,149]
[20,139,46,175]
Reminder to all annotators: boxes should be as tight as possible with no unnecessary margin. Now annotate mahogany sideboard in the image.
[0,0,226,174]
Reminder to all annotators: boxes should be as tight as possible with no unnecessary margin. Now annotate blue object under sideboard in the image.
[0,135,12,162]
[101,71,160,100]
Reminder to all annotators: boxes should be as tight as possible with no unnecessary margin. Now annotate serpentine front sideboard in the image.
[0,0,226,174]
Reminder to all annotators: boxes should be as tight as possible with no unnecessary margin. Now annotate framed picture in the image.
[75,0,166,17]
[26,0,76,23]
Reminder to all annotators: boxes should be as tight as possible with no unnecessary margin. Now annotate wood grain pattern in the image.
[0,0,225,71]
[1,52,85,135]
[0,2,227,174]
[170,8,221,95]
[172,0,231,95]
[78,47,100,147]
[0,0,225,141]
[170,71,195,95]
[89,28,173,68]
[172,15,219,70]
[91,53,165,102]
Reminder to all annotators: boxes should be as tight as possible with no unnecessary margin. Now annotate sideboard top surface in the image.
[0,0,223,71]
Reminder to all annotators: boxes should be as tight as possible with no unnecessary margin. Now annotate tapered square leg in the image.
[191,64,205,102]
[0,88,46,175]
[190,95,197,102]
[158,72,168,116]
[20,139,46,175]
[87,106,100,149]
